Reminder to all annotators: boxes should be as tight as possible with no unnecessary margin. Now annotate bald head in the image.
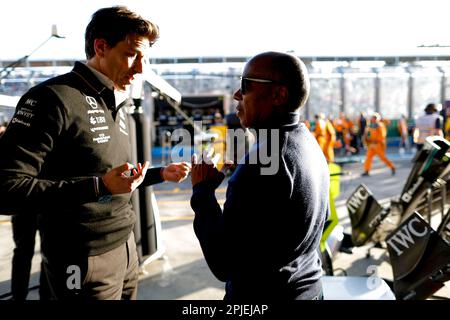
[248,51,310,112]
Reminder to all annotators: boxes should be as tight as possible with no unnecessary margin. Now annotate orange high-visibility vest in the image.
[366,122,386,144]
[314,119,327,139]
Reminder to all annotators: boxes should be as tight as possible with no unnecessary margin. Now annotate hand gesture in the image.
[191,147,232,187]
[162,162,191,183]
[102,161,149,194]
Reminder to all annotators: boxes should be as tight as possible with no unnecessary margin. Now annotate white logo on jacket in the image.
[119,109,126,120]
[25,99,37,106]
[85,96,98,109]
[118,109,128,135]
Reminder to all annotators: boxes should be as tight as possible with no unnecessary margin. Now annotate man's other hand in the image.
[162,162,191,183]
[101,161,149,194]
[191,153,224,187]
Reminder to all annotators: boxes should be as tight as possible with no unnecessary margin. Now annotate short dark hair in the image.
[251,51,310,112]
[85,6,159,59]
[424,103,438,114]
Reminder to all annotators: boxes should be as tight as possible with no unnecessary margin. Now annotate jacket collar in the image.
[71,61,112,96]
[254,112,300,130]
[85,63,115,91]
[252,112,300,144]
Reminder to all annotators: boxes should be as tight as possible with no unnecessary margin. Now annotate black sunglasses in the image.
[240,77,276,95]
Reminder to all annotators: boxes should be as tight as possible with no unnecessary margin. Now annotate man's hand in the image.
[191,147,234,187]
[102,161,149,194]
[191,151,223,187]
[162,162,191,183]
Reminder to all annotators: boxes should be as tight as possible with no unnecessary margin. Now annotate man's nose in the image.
[233,89,242,101]
[133,58,144,74]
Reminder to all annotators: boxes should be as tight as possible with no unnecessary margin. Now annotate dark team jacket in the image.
[0,62,164,257]
[191,113,330,299]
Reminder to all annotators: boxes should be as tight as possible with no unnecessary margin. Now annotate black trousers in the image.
[11,214,49,300]
[41,232,139,300]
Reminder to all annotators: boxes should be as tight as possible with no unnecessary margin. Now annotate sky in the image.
[1,0,450,61]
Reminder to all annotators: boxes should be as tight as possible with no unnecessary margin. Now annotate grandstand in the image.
[0,94,19,124]
[1,55,450,146]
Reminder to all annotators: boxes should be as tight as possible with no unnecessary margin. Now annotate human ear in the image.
[93,39,108,57]
[272,86,289,106]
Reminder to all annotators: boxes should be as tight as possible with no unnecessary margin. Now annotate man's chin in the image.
[239,119,248,128]
[115,83,129,92]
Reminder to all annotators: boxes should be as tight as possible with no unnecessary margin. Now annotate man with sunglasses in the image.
[0,6,190,300]
[191,51,329,300]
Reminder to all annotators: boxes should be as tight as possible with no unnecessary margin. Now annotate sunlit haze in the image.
[1,0,449,61]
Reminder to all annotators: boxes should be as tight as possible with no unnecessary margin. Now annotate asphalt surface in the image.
[1,148,449,300]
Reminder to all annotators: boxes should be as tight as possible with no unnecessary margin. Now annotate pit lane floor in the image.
[0,150,448,300]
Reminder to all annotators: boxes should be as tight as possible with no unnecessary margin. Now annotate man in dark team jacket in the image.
[191,52,329,300]
[0,6,190,299]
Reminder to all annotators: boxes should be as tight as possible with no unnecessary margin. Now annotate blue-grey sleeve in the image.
[191,176,229,282]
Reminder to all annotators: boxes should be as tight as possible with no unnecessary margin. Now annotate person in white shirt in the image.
[413,103,443,151]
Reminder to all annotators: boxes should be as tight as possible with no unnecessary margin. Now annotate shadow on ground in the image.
[138,257,224,300]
